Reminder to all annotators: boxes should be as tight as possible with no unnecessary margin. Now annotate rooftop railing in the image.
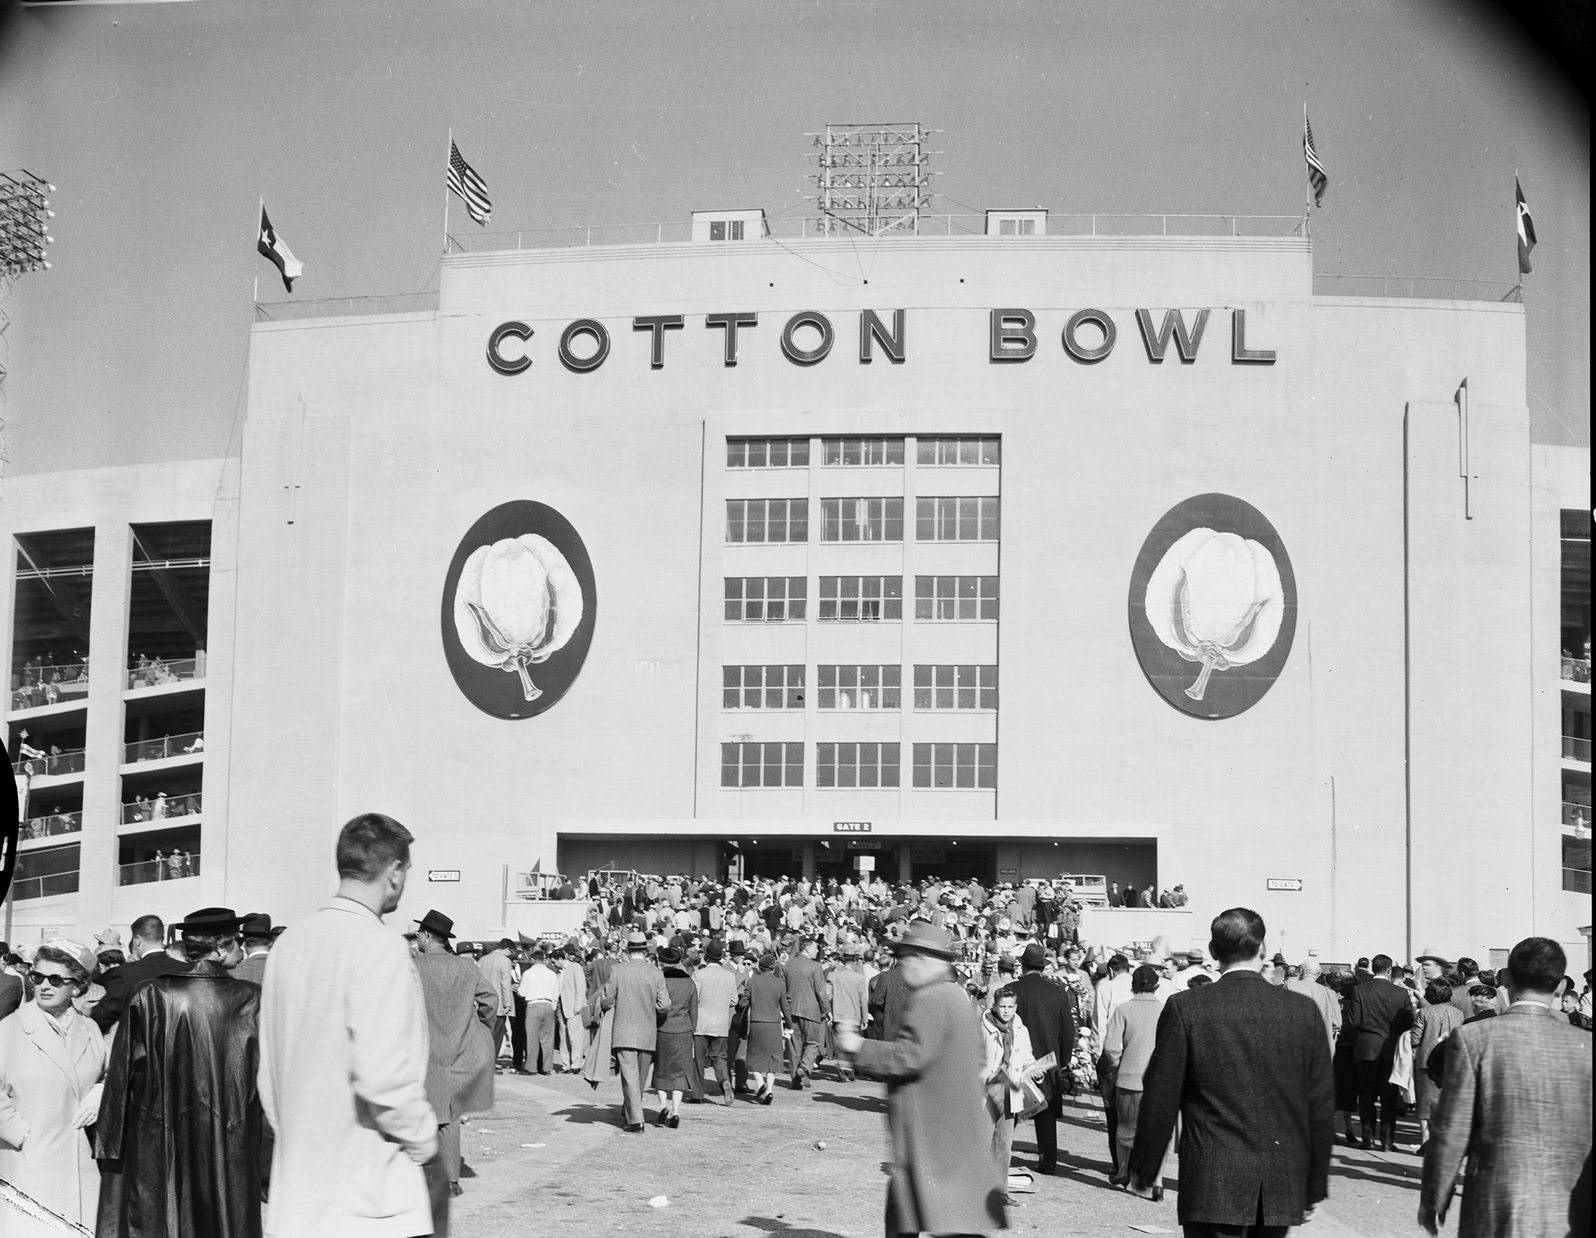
[124,732,204,764]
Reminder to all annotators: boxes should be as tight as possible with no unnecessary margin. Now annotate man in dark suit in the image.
[1130,907,1332,1238]
[1002,941,1076,1175]
[0,952,22,1021]
[784,935,830,1089]
[92,914,194,1033]
[1419,936,1592,1237]
[1340,952,1411,1149]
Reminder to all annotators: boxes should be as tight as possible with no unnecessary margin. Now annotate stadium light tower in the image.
[0,169,57,486]
[807,123,937,237]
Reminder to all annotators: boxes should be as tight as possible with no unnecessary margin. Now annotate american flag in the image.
[447,141,492,225]
[1303,114,1327,208]
[1515,177,1536,275]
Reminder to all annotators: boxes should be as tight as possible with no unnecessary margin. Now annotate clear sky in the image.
[0,0,1587,476]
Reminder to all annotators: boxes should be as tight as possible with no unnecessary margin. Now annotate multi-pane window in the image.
[822,436,905,466]
[721,742,803,788]
[819,575,903,621]
[723,665,806,709]
[820,497,903,542]
[816,742,901,788]
[817,664,902,710]
[912,743,998,789]
[726,498,808,544]
[916,496,999,541]
[727,437,810,468]
[709,220,745,241]
[914,575,999,621]
[916,436,1001,466]
[913,664,998,710]
[724,577,807,622]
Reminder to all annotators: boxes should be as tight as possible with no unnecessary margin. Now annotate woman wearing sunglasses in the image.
[0,939,107,1235]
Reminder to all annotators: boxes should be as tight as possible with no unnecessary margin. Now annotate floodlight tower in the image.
[0,170,56,485]
[807,123,937,237]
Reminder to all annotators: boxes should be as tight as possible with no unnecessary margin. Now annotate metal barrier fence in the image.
[123,732,204,763]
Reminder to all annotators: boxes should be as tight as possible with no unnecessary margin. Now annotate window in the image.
[912,743,997,789]
[820,497,903,542]
[817,742,901,788]
[709,220,745,241]
[723,665,806,709]
[726,499,808,544]
[913,665,998,710]
[998,219,1036,236]
[721,741,802,788]
[819,576,902,621]
[727,437,810,468]
[724,577,807,622]
[914,575,999,621]
[916,436,1001,466]
[1565,835,1592,894]
[916,496,999,541]
[817,664,901,710]
[822,436,905,466]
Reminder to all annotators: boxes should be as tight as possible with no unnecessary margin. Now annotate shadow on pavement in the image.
[806,1089,888,1114]
[547,1104,626,1127]
[735,1215,852,1238]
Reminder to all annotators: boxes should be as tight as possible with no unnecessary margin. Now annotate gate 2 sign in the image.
[1128,493,1297,720]
[441,501,598,719]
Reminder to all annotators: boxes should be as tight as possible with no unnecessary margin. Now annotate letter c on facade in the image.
[487,321,533,375]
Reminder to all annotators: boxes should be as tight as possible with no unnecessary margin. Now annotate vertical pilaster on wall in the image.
[78,523,133,921]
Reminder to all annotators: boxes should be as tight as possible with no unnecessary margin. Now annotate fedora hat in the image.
[624,930,649,950]
[414,910,455,939]
[239,912,274,938]
[891,921,958,961]
[1019,942,1048,970]
[176,907,242,935]
[1414,947,1452,965]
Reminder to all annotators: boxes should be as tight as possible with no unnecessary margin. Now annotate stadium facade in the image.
[4,213,1590,965]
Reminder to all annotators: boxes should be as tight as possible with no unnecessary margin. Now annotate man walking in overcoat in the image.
[259,812,438,1238]
[413,909,497,1216]
[1129,907,1333,1238]
[600,931,671,1131]
[784,935,831,1089]
[1003,941,1076,1175]
[1419,936,1592,1238]
[836,922,1007,1238]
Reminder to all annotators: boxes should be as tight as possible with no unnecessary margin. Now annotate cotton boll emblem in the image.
[455,535,586,701]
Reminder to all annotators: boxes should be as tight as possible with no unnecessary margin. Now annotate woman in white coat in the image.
[0,939,107,1237]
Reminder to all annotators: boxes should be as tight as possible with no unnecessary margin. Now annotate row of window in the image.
[726,436,1001,470]
[724,575,999,622]
[726,496,999,544]
[721,741,998,789]
[723,663,998,711]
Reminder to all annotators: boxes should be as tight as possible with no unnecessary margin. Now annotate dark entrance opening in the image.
[909,843,995,884]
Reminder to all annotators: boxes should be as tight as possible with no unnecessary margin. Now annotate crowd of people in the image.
[0,817,1589,1238]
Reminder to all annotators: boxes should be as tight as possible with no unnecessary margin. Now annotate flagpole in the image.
[443,127,452,256]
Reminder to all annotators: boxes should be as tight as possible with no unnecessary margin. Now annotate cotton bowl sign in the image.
[1128,494,1297,719]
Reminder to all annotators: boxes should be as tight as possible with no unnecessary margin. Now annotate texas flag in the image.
[257,205,303,292]
[1515,177,1537,275]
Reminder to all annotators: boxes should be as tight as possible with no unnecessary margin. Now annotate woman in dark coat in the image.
[744,954,789,1104]
[649,947,699,1127]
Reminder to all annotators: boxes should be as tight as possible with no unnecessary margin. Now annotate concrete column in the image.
[897,842,912,883]
[801,841,816,882]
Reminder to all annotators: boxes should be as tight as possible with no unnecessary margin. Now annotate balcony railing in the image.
[11,749,86,777]
[1563,868,1592,895]
[20,810,83,841]
[1563,656,1592,684]
[1563,801,1592,831]
[10,663,90,711]
[10,870,80,901]
[1563,736,1593,763]
[124,732,204,763]
[126,655,205,690]
[121,792,202,824]
[119,853,201,885]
